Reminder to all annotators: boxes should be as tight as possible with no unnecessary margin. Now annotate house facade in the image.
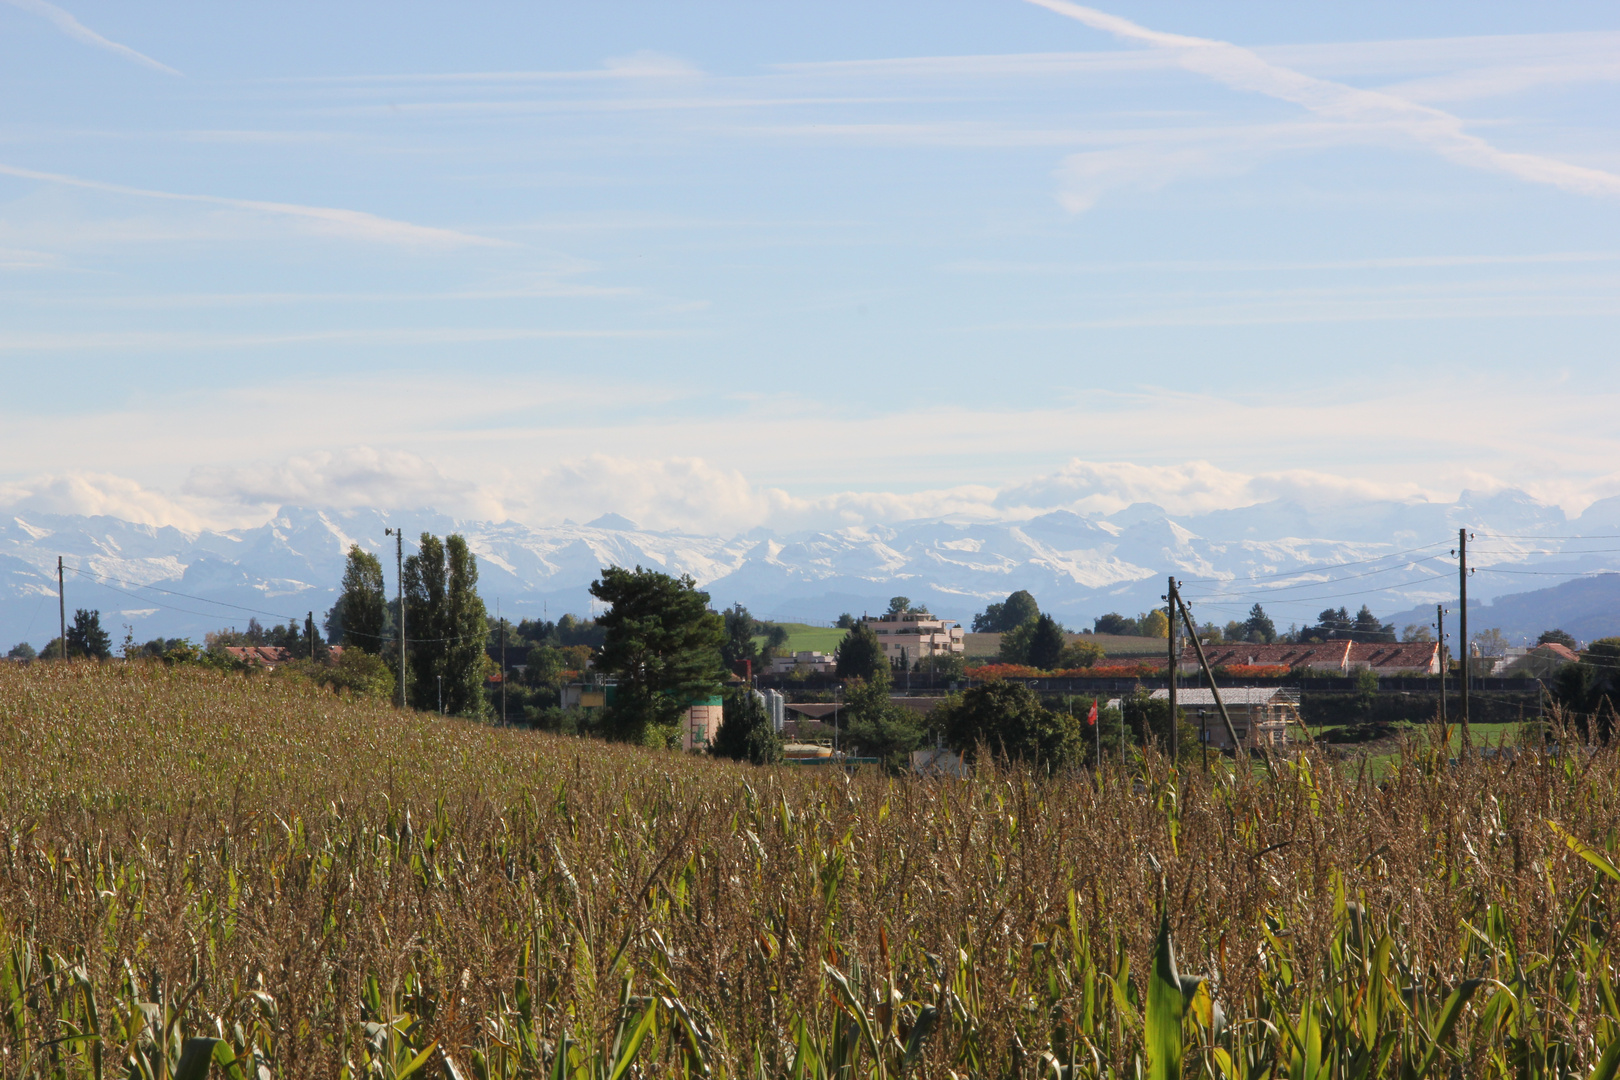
[769,650,837,675]
[860,610,965,667]
[1150,686,1301,750]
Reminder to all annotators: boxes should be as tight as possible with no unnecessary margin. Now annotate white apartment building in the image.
[860,610,965,666]
[769,650,838,675]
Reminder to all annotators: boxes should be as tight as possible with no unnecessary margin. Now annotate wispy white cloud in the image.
[11,280,637,310]
[276,49,704,86]
[0,162,510,248]
[943,251,1620,274]
[777,32,1620,88]
[1024,0,1620,204]
[0,326,675,352]
[186,448,505,523]
[2,0,181,75]
[0,451,1564,540]
[3,365,1617,535]
[1256,32,1620,83]
[0,472,245,532]
[1379,60,1620,105]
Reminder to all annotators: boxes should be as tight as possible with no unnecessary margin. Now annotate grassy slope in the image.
[754,622,847,654]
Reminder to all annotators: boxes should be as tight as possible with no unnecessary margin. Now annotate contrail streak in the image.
[0,162,512,249]
[1024,0,1620,199]
[2,0,182,75]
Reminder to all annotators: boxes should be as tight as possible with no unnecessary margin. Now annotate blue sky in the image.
[3,0,1619,534]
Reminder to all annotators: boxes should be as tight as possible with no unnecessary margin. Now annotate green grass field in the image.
[756,622,847,654]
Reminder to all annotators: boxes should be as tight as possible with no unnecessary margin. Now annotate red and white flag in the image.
[1086,698,1098,726]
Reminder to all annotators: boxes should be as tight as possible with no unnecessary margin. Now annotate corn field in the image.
[2,662,1618,1079]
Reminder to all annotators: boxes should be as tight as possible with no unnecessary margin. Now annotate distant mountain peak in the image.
[586,513,641,532]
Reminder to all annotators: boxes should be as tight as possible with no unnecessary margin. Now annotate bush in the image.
[710,687,784,766]
[281,649,396,701]
[935,679,1082,769]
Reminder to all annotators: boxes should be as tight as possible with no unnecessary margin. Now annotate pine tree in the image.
[65,609,112,659]
[1027,614,1066,671]
[835,621,886,680]
[590,566,725,746]
[330,545,388,653]
[709,687,784,765]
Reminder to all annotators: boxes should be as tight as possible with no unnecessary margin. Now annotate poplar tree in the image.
[403,533,489,717]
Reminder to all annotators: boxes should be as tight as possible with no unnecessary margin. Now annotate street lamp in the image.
[833,684,842,756]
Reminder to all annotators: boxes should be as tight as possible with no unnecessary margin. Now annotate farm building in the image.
[1150,686,1301,750]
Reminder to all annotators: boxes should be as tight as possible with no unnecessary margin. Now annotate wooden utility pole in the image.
[307,612,315,660]
[1435,604,1447,727]
[57,556,66,660]
[499,603,507,725]
[1166,576,1179,760]
[1458,528,1470,745]
[1174,597,1245,757]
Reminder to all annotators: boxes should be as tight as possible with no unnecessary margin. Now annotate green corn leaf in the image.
[550,1030,572,1080]
[900,1005,938,1076]
[606,1004,657,1080]
[1413,980,1486,1077]
[1547,820,1620,884]
[174,1038,223,1080]
[395,1040,440,1080]
[1146,912,1184,1080]
[1590,1036,1620,1080]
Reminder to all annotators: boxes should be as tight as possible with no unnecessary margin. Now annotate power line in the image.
[59,571,293,625]
[63,564,302,622]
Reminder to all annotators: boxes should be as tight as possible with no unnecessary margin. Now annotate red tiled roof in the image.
[1181,642,1349,669]
[1533,642,1579,662]
[226,646,295,664]
[1347,641,1438,671]
[224,645,343,665]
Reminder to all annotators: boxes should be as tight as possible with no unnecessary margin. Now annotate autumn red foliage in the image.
[965,661,1167,680]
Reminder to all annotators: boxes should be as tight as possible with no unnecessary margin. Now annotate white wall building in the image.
[769,650,838,675]
[860,610,965,667]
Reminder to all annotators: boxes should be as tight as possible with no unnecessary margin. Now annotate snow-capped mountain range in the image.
[6,488,1620,649]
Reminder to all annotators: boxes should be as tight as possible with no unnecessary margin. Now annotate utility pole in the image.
[1435,604,1447,727]
[1174,596,1246,762]
[499,601,507,725]
[386,528,406,709]
[1166,575,1179,760]
[1457,528,1471,747]
[57,556,67,660]
[307,611,315,661]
